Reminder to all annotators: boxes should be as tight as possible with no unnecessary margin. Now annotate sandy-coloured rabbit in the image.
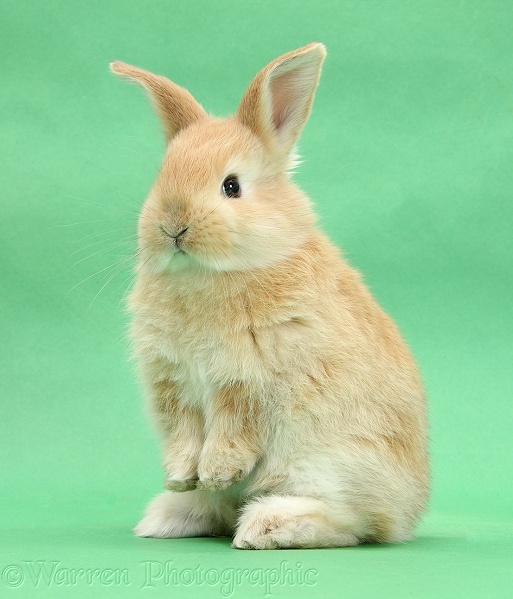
[111,42,429,549]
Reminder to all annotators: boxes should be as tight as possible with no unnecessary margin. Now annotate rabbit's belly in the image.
[173,357,217,411]
[148,323,264,397]
[166,333,256,410]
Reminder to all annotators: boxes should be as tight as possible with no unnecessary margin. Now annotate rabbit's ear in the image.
[110,62,206,141]
[237,43,326,156]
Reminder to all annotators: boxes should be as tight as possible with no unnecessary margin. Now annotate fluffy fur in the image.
[110,42,429,549]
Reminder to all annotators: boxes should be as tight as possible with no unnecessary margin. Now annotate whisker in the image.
[68,228,129,244]
[62,194,121,212]
[87,261,129,313]
[67,234,138,259]
[67,239,137,270]
[107,143,149,157]
[64,259,125,301]
[117,250,148,310]
[63,193,144,221]
[51,219,109,229]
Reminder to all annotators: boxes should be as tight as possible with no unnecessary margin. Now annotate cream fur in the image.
[111,42,429,549]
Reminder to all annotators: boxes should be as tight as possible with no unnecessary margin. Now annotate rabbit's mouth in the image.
[171,245,191,261]
[174,242,189,257]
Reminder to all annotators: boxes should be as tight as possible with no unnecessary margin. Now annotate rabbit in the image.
[110,42,429,549]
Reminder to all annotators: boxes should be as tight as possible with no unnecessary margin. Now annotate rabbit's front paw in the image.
[164,473,198,492]
[197,446,256,491]
[162,455,199,493]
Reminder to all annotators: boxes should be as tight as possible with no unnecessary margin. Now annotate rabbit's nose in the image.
[160,225,189,240]
[160,225,189,245]
[174,226,189,239]
[172,227,189,249]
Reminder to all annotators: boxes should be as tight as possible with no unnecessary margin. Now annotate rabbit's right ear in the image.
[110,62,206,142]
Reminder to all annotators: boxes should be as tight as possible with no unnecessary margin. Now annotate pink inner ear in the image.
[269,68,300,133]
[237,44,325,152]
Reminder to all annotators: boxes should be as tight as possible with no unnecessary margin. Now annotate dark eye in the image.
[222,175,241,199]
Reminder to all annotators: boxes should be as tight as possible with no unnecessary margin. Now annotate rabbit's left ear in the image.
[237,43,326,157]
[110,61,206,142]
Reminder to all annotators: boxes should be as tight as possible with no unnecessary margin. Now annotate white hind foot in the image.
[134,491,235,538]
[233,496,362,549]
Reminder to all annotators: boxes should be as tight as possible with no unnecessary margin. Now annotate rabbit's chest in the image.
[135,303,255,409]
[131,272,308,409]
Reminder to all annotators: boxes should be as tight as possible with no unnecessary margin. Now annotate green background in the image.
[1,0,512,597]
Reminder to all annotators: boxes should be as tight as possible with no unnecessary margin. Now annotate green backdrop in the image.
[1,1,512,597]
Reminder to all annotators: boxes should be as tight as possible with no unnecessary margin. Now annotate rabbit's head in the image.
[111,43,326,273]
